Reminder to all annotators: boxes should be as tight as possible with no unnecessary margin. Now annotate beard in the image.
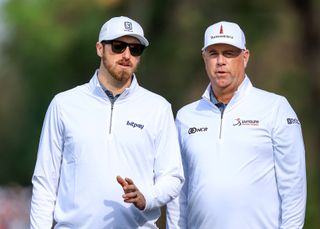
[110,69,130,82]
[102,55,137,83]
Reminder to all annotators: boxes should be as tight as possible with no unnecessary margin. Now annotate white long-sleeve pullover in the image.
[166,76,306,229]
[30,72,184,229]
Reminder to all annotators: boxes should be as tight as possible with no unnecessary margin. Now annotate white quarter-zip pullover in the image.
[30,72,184,228]
[166,76,306,229]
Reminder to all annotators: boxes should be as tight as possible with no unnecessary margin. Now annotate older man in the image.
[166,21,306,229]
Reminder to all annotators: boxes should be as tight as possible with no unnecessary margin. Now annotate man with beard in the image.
[30,16,184,229]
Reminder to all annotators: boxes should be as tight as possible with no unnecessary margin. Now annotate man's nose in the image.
[216,53,226,64]
[122,46,131,58]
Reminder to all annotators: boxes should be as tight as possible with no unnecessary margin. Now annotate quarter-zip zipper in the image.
[104,90,120,135]
[219,108,225,139]
[203,97,225,139]
[216,102,226,139]
[109,102,114,134]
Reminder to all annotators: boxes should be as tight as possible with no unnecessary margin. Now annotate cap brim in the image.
[202,41,245,51]
[99,33,149,47]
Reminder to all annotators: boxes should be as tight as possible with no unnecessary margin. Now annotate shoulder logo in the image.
[188,127,208,134]
[287,118,300,125]
[126,120,144,130]
[233,118,259,127]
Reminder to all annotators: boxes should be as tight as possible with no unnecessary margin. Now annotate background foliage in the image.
[0,0,319,227]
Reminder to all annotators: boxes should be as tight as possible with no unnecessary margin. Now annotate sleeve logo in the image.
[287,118,300,125]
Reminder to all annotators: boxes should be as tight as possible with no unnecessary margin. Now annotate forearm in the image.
[30,175,57,229]
[143,174,183,211]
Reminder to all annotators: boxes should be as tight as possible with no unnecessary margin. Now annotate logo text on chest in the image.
[126,121,144,130]
[188,127,208,134]
[233,118,259,126]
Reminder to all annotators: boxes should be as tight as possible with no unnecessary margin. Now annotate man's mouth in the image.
[118,61,131,67]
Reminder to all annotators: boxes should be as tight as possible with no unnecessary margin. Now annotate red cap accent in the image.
[219,25,223,34]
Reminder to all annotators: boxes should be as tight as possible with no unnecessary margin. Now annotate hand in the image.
[116,176,146,210]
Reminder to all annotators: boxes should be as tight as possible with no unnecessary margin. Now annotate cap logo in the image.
[211,24,233,40]
[219,25,223,34]
[124,21,133,31]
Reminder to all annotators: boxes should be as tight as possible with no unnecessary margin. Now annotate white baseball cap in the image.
[202,21,246,51]
[98,16,149,47]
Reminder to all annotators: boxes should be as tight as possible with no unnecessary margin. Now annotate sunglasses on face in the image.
[101,40,145,56]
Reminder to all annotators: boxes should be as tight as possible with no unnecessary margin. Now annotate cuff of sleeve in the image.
[141,187,156,212]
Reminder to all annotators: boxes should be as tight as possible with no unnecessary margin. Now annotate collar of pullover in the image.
[202,75,252,111]
[89,70,140,103]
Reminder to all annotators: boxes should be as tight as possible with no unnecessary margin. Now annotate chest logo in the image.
[126,121,144,130]
[188,127,208,134]
[233,118,259,127]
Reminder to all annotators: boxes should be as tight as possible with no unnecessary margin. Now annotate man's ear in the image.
[243,49,250,68]
[96,42,103,57]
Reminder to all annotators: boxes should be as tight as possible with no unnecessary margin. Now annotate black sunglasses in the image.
[101,40,145,56]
